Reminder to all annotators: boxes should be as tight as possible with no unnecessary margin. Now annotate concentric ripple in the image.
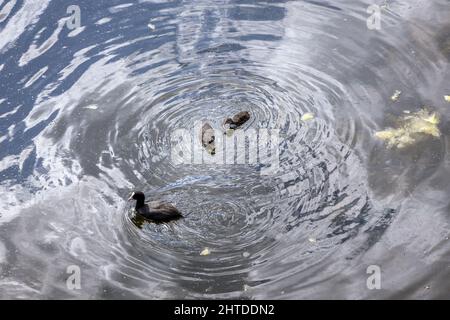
[0,0,449,299]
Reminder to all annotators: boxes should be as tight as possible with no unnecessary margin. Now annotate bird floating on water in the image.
[200,122,216,155]
[200,112,251,154]
[223,111,250,130]
[128,191,183,222]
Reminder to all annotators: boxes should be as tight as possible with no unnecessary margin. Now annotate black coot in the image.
[128,191,183,222]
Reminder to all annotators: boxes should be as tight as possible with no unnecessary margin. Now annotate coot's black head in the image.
[128,191,145,202]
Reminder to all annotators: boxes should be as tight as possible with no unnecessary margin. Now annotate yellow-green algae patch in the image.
[375,109,440,148]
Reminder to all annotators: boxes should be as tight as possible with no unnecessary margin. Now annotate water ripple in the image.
[0,0,449,299]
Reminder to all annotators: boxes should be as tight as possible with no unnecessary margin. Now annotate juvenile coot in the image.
[223,111,250,130]
[200,122,216,155]
[128,191,183,222]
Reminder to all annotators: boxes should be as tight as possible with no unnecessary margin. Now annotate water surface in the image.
[0,0,449,299]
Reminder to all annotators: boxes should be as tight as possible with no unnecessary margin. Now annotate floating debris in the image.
[375,109,440,148]
[200,248,210,256]
[148,23,156,31]
[242,251,250,258]
[301,112,315,121]
[308,237,317,243]
[390,90,402,102]
[444,95,450,102]
[224,128,235,137]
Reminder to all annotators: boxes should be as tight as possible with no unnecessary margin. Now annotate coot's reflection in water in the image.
[130,214,145,229]
[0,0,449,299]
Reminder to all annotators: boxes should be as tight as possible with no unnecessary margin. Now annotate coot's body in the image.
[128,191,183,222]
[200,122,216,155]
[223,111,250,130]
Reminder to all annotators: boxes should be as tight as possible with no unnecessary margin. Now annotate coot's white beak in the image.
[128,192,135,201]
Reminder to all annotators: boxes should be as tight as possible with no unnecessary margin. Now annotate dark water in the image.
[0,0,449,299]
